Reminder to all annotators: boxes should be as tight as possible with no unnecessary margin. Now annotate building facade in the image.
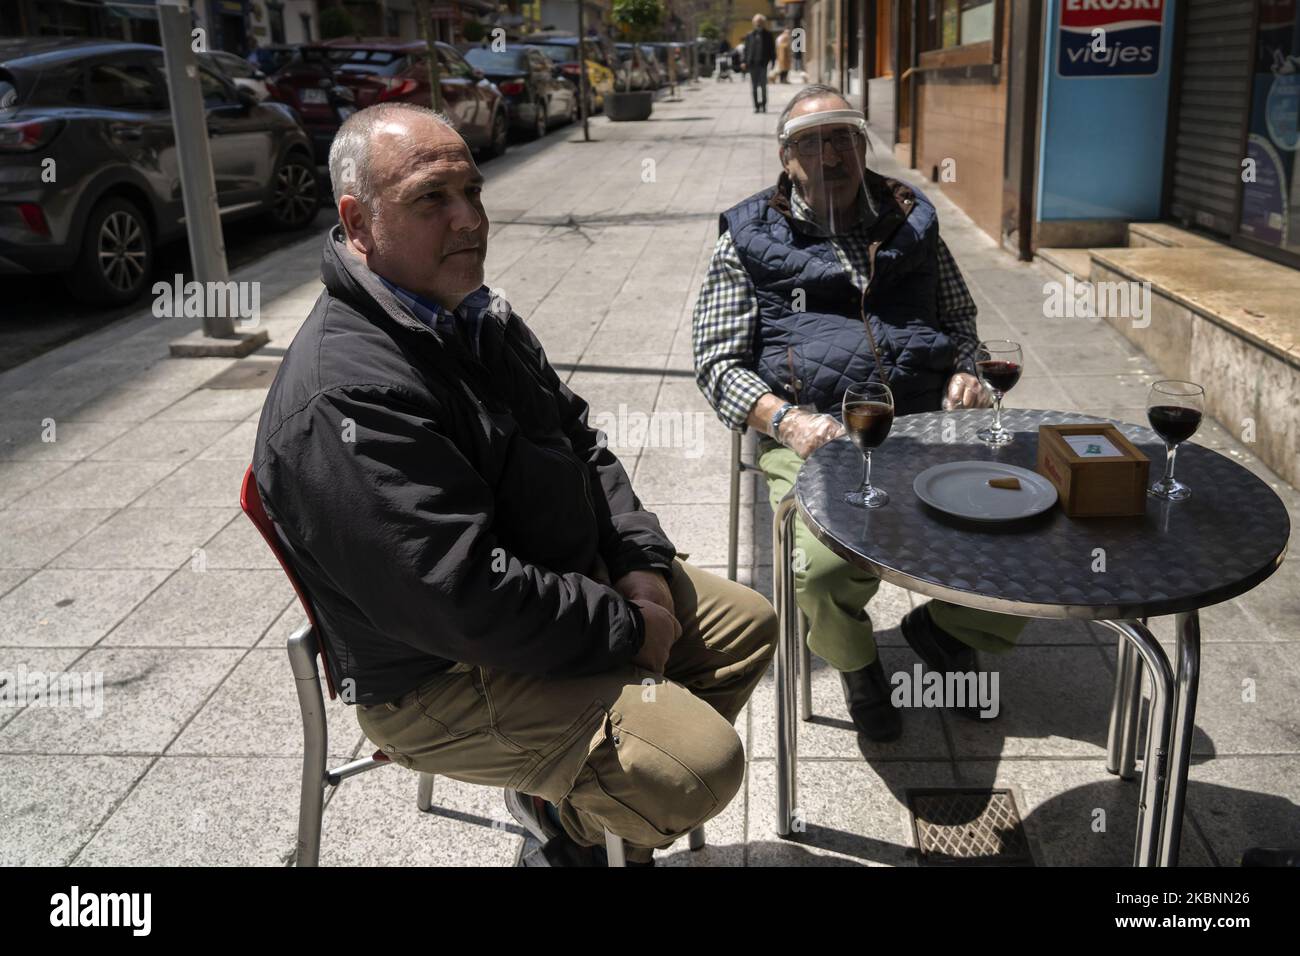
[829,1,1296,271]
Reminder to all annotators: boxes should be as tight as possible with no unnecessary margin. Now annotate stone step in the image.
[1126,221,1223,250]
[1086,244,1299,487]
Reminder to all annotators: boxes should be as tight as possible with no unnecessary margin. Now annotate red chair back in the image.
[240,465,339,699]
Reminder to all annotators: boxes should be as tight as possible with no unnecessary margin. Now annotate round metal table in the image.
[771,408,1290,866]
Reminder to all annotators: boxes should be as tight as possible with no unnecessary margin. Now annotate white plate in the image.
[912,461,1058,522]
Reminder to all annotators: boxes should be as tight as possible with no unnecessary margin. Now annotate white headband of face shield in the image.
[779,108,868,146]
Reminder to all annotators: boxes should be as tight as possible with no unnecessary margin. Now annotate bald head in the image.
[332,103,488,311]
[329,103,457,217]
[753,14,766,28]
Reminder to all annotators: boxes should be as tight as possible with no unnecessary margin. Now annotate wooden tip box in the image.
[1035,423,1150,518]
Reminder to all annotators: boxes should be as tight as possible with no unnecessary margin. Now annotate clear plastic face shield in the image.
[778,107,869,237]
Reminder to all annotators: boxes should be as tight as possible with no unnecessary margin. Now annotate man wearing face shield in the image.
[693,85,1025,742]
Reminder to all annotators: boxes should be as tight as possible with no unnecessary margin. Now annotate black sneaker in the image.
[839,657,902,741]
[505,790,601,866]
[899,604,992,721]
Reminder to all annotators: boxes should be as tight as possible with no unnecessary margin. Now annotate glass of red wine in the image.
[975,340,1023,446]
[1147,380,1204,501]
[842,381,894,508]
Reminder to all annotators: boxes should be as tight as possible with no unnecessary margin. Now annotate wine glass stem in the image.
[861,449,873,493]
[993,393,1004,433]
[1164,442,1179,484]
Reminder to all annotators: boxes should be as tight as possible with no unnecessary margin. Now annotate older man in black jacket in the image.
[253,102,774,866]
[743,14,776,112]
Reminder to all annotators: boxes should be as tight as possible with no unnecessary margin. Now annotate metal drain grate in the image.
[908,789,1034,866]
[203,357,281,389]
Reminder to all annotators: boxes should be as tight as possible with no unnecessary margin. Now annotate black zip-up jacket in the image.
[743,28,775,73]
[253,226,675,704]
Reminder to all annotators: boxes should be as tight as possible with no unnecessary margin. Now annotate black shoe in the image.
[505,790,655,866]
[506,790,598,866]
[899,604,992,721]
[839,657,902,741]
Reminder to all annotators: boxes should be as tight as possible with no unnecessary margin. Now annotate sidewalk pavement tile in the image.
[1176,644,1300,756]
[0,647,242,753]
[0,647,90,733]
[195,421,257,461]
[0,460,74,508]
[746,758,957,866]
[0,420,132,462]
[88,420,236,464]
[953,759,1216,866]
[1183,756,1300,865]
[941,645,1117,759]
[317,763,520,867]
[13,460,178,509]
[257,601,307,649]
[1001,375,1075,412]
[0,569,171,647]
[150,388,269,423]
[169,649,359,760]
[199,514,279,569]
[49,507,233,570]
[0,755,152,866]
[0,568,34,599]
[0,508,114,568]
[649,503,754,567]
[127,458,249,509]
[94,356,236,392]
[1058,371,1163,410]
[101,568,293,648]
[72,756,300,866]
[634,447,754,505]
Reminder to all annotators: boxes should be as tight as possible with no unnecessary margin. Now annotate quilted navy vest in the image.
[721,171,954,417]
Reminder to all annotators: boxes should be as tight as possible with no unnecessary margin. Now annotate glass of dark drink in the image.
[975,340,1023,446]
[1147,380,1204,501]
[842,381,894,508]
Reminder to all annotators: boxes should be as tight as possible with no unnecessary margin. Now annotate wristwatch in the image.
[770,402,796,438]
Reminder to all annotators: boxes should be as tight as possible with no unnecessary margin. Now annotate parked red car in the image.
[309,38,509,158]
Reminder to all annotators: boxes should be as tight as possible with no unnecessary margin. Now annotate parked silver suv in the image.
[0,38,320,306]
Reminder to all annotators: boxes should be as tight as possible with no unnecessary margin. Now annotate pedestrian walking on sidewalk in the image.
[743,14,776,112]
[776,28,792,84]
[254,102,776,866]
[692,85,1025,742]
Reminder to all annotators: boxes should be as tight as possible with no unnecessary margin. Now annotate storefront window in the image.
[1238,2,1300,256]
[927,0,994,50]
[960,0,994,45]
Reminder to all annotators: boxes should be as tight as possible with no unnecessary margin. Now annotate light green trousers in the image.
[759,441,1026,672]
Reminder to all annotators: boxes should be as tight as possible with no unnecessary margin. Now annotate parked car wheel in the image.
[532,101,547,139]
[485,109,508,157]
[267,152,320,231]
[69,196,153,306]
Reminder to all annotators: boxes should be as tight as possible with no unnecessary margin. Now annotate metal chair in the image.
[727,430,811,711]
[725,431,809,835]
[240,465,687,866]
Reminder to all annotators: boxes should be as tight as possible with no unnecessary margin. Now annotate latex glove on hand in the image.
[776,407,845,460]
[942,372,992,410]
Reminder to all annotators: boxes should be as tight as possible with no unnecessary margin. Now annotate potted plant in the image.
[607,0,662,121]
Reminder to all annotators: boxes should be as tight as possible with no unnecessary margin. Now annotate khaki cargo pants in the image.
[356,559,776,862]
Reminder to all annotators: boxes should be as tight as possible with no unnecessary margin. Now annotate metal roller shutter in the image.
[1167,0,1254,235]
